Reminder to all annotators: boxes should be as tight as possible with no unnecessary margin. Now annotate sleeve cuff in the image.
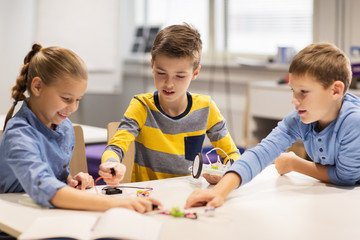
[226,160,253,186]
[101,150,120,163]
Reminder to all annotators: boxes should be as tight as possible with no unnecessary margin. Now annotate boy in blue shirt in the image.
[185,42,360,208]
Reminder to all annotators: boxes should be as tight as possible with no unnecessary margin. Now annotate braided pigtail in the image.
[3,43,43,131]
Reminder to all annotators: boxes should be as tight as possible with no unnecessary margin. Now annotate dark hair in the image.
[289,42,352,93]
[3,43,88,130]
[151,23,202,71]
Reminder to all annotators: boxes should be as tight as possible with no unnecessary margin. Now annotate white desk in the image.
[0,114,107,144]
[1,165,360,240]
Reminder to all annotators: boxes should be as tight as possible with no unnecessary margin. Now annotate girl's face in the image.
[30,76,87,129]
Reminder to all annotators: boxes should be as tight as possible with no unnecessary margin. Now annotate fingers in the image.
[103,177,120,186]
[130,198,162,213]
[99,163,117,178]
[72,172,94,190]
[184,189,211,209]
[114,164,126,182]
[68,179,78,188]
[202,174,222,185]
[147,197,163,209]
[99,162,126,185]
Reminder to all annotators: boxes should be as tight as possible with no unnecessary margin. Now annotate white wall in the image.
[1,0,360,135]
[0,0,35,114]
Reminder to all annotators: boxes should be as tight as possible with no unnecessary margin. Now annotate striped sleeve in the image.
[102,97,148,163]
[206,99,240,163]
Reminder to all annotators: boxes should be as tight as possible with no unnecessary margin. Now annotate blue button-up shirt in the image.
[0,101,75,207]
[229,93,360,186]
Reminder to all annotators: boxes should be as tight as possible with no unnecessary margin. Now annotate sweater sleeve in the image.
[228,111,300,186]
[206,99,240,163]
[102,97,147,163]
[328,113,360,186]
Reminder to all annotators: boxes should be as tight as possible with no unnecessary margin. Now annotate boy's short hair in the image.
[151,23,202,71]
[289,42,352,93]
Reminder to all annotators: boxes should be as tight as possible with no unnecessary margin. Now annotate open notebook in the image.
[19,207,162,240]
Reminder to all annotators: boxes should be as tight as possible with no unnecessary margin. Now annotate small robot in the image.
[191,148,234,179]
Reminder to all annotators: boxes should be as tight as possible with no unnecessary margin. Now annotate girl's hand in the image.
[99,162,126,185]
[117,197,163,213]
[67,172,94,190]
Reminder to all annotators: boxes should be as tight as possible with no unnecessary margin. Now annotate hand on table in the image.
[274,151,297,175]
[184,189,225,209]
[118,197,163,213]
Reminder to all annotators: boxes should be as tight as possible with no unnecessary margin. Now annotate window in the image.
[224,0,313,56]
[134,0,209,52]
[133,0,313,57]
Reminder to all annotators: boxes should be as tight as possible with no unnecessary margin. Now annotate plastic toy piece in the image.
[204,206,215,217]
[192,148,234,179]
[137,190,150,197]
[158,207,198,220]
[110,167,116,177]
[102,186,122,195]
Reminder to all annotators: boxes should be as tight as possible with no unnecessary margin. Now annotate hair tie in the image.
[13,101,18,106]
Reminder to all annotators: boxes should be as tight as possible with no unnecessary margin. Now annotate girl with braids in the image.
[0,43,161,212]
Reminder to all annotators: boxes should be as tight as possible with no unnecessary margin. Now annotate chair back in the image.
[107,122,134,183]
[69,125,88,176]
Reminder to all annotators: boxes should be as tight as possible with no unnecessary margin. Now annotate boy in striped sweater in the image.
[99,23,240,184]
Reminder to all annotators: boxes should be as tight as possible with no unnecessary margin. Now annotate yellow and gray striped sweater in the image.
[102,91,240,182]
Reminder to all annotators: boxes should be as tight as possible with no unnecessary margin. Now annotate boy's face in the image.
[289,74,343,130]
[151,55,200,107]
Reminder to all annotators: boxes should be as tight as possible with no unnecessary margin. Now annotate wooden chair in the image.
[69,125,88,176]
[107,122,135,183]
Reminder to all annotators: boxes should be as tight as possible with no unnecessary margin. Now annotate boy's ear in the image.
[192,65,201,80]
[150,59,154,68]
[30,77,43,97]
[332,80,345,99]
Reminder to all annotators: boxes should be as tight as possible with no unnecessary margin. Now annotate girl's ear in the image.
[30,77,43,97]
[332,80,345,99]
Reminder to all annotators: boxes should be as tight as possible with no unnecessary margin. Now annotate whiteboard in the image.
[35,0,122,93]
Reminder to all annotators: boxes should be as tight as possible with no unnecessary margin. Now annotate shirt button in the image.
[319,148,323,152]
[63,164,67,168]
[318,138,322,142]
[37,181,41,186]
[322,157,326,160]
